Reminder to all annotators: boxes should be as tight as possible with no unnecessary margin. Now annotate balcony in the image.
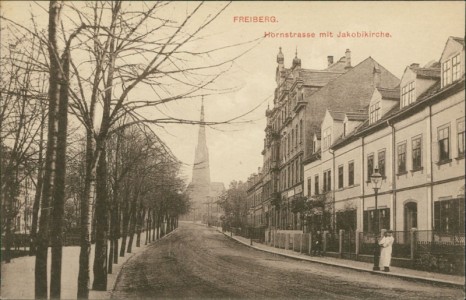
[293,101,307,113]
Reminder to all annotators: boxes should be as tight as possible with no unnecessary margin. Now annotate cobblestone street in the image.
[111,223,464,299]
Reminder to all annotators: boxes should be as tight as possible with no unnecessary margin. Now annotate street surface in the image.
[112,223,464,299]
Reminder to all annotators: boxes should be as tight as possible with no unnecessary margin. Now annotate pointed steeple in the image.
[292,47,301,68]
[277,46,284,64]
[192,97,211,185]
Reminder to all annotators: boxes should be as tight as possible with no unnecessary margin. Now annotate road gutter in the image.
[219,229,464,289]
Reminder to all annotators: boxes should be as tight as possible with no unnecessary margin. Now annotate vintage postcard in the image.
[1,1,464,299]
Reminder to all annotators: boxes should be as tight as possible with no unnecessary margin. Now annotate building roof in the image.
[303,56,400,160]
[377,87,400,100]
[345,111,368,121]
[328,110,346,121]
[411,67,441,79]
[325,56,349,72]
[299,69,345,87]
[331,77,464,150]
[451,36,465,45]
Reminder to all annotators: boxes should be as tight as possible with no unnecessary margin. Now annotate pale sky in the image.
[2,1,465,187]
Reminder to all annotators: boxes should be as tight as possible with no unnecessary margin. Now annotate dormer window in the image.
[323,127,332,151]
[442,54,461,87]
[343,121,347,136]
[442,59,452,86]
[452,54,461,82]
[369,102,380,124]
[401,81,415,108]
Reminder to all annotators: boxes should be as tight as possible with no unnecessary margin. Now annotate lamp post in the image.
[370,167,383,271]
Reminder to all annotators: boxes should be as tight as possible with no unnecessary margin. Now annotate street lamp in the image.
[370,167,383,271]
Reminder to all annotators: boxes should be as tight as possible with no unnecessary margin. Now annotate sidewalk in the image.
[218,228,464,288]
[1,229,176,299]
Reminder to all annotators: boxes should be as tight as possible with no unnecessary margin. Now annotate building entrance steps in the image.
[217,227,464,288]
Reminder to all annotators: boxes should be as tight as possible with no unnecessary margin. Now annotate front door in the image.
[404,202,418,242]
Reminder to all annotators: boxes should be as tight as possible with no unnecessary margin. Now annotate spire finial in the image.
[200,96,205,123]
[295,46,298,57]
[277,46,284,64]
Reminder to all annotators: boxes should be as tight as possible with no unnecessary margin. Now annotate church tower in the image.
[185,99,220,222]
[192,99,211,186]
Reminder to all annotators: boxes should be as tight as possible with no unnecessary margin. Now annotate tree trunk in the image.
[136,209,145,247]
[35,1,61,297]
[152,210,156,241]
[50,35,72,298]
[145,209,151,244]
[126,204,137,253]
[119,199,131,257]
[113,201,119,264]
[92,147,108,290]
[77,132,98,299]
[29,107,45,256]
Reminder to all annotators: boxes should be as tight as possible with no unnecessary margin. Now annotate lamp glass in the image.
[371,168,383,190]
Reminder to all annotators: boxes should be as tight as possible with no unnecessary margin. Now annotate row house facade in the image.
[246,169,264,227]
[303,36,465,236]
[247,46,400,230]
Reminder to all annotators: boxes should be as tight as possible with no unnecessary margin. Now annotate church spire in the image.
[192,97,211,185]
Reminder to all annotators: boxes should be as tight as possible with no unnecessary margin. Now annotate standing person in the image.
[313,230,323,256]
[379,230,394,272]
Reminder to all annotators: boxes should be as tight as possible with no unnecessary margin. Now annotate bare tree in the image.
[0,33,47,263]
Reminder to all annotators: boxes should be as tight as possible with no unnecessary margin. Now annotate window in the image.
[307,178,312,196]
[452,54,461,82]
[295,124,298,148]
[296,159,300,182]
[336,209,357,232]
[291,130,294,152]
[367,154,374,180]
[348,161,354,186]
[312,139,316,153]
[397,143,407,173]
[314,175,319,195]
[299,120,303,144]
[438,125,450,162]
[442,59,452,87]
[323,127,332,151]
[412,136,422,170]
[343,122,347,137]
[369,102,380,124]
[323,170,331,192]
[291,163,295,185]
[363,208,391,233]
[287,134,291,155]
[401,81,415,107]
[288,165,291,187]
[457,119,465,157]
[434,199,465,233]
[338,165,344,189]
[378,150,386,177]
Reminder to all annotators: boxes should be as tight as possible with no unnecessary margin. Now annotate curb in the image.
[110,228,179,294]
[219,229,464,289]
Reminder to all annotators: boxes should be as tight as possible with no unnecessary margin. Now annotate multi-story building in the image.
[262,48,350,230]
[251,47,401,231]
[303,36,465,235]
[246,169,264,227]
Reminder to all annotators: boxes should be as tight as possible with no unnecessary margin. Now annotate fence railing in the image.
[261,228,464,275]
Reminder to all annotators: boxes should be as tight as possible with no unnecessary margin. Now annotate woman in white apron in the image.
[379,230,394,272]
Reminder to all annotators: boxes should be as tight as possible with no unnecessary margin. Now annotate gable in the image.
[440,37,464,63]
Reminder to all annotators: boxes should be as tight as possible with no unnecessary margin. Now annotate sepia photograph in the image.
[0,1,465,299]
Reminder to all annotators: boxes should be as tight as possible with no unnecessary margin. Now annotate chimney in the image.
[327,56,334,66]
[258,167,262,174]
[410,63,420,69]
[345,49,351,69]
